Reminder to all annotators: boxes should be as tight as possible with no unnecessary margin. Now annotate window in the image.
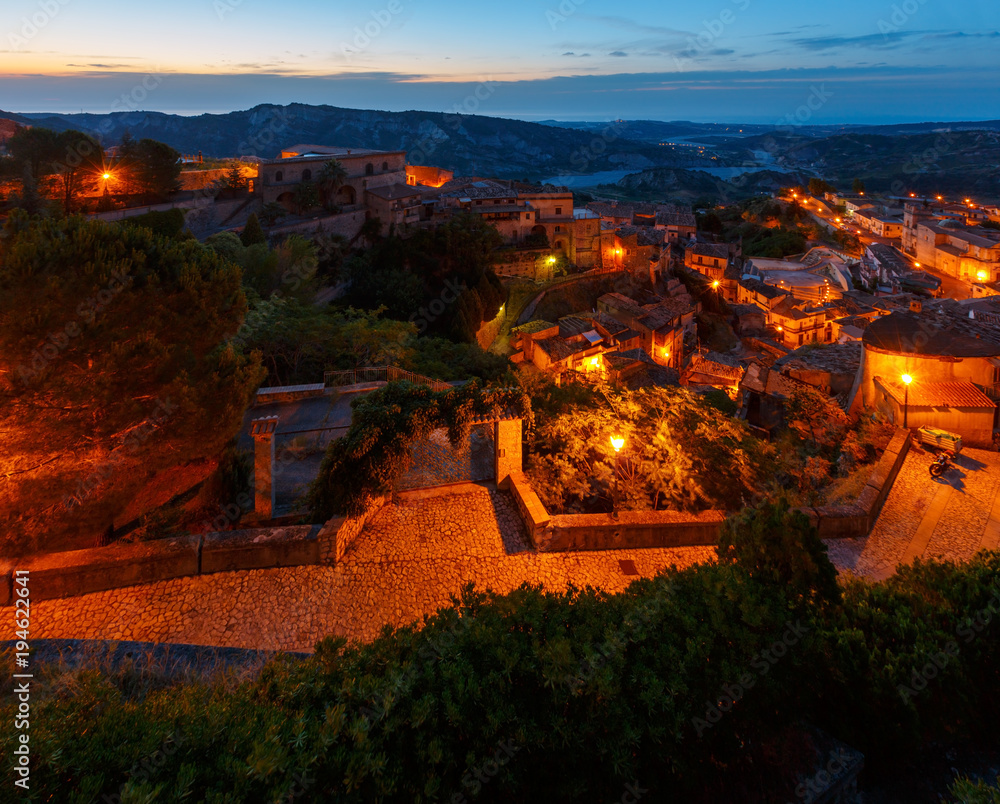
[382,161,389,171]
[302,169,312,181]
[275,170,283,182]
[555,206,562,215]
[555,226,561,232]
[798,334,804,345]
[366,163,374,176]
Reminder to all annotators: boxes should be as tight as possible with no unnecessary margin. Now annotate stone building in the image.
[850,299,1000,445]
[259,144,408,212]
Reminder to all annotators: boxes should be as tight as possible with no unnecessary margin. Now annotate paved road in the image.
[826,445,1000,581]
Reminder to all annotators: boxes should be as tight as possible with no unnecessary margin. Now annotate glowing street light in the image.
[712,280,720,289]
[902,374,913,429]
[610,434,625,519]
[978,271,989,282]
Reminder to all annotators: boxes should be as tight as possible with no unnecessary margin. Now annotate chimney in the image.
[910,300,923,314]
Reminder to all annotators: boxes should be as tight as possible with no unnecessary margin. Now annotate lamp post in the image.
[902,374,913,429]
[610,434,625,520]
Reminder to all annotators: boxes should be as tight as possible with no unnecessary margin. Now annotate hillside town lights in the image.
[902,374,913,429]
[610,435,625,520]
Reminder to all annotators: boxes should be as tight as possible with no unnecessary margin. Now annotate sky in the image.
[1,0,999,124]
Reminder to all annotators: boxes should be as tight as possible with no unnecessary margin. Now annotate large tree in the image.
[7,127,103,213]
[120,137,182,200]
[0,213,263,555]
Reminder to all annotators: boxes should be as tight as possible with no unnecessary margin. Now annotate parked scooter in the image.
[929,451,955,478]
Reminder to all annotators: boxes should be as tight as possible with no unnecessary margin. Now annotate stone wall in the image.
[318,495,390,565]
[509,428,912,552]
[475,308,506,350]
[267,209,366,241]
[255,384,326,406]
[0,527,322,604]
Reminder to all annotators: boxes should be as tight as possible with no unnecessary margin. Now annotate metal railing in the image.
[323,366,452,392]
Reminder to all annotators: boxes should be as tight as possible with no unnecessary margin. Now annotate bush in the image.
[125,208,186,239]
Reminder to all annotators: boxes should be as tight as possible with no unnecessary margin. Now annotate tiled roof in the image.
[512,320,556,335]
[875,378,996,409]
[775,342,862,375]
[656,210,697,228]
[534,337,589,362]
[366,183,423,200]
[688,242,730,259]
[740,278,790,300]
[863,304,1000,357]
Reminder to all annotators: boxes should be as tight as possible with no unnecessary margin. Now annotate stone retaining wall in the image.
[318,495,390,565]
[510,428,912,552]
[1,526,320,605]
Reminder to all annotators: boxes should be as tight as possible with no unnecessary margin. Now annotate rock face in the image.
[3,103,670,179]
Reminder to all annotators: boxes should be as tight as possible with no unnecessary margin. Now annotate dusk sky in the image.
[2,0,999,123]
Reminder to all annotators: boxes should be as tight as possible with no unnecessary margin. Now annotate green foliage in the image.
[307,381,532,518]
[240,212,267,246]
[260,201,288,227]
[808,178,834,197]
[7,127,103,213]
[126,208,187,240]
[852,178,866,194]
[236,300,414,386]
[120,137,182,200]
[948,777,1000,803]
[343,213,506,341]
[0,213,263,553]
[527,385,773,514]
[222,161,248,193]
[741,226,808,259]
[718,499,841,607]
[979,220,1000,232]
[206,232,317,300]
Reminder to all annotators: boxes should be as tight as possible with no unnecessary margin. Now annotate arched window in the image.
[302,169,312,181]
[366,163,374,176]
[275,170,283,182]
[382,161,389,171]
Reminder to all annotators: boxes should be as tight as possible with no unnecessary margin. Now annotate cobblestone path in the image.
[30,449,1000,652]
[31,487,715,653]
[826,446,1000,581]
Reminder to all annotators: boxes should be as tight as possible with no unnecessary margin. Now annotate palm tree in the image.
[318,159,349,211]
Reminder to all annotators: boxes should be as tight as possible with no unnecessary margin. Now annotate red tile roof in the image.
[876,378,996,409]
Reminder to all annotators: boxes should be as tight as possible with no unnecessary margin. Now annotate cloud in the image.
[609,51,628,57]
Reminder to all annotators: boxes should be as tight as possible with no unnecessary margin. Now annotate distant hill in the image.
[612,167,805,204]
[730,130,1000,199]
[0,104,680,180]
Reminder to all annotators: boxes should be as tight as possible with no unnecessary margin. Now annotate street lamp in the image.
[902,374,913,428]
[610,434,625,520]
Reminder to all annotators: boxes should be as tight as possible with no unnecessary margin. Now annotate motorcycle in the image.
[929,451,955,479]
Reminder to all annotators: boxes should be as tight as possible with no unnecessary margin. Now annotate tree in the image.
[527,385,774,514]
[808,178,833,197]
[259,202,287,227]
[121,137,182,200]
[7,126,58,180]
[317,159,348,211]
[717,499,841,607]
[50,130,103,213]
[241,212,266,246]
[0,213,263,555]
[222,161,248,194]
[852,178,866,195]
